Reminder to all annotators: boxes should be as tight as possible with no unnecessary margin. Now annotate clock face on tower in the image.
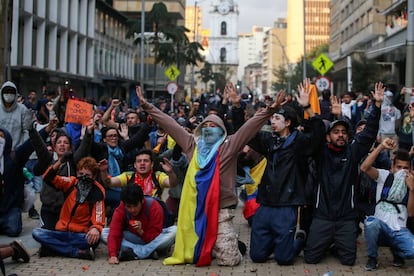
[218,0,231,15]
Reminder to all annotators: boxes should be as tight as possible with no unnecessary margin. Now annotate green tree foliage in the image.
[351,55,381,93]
[272,65,288,91]
[126,2,204,98]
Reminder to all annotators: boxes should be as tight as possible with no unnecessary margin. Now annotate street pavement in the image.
[1,198,414,276]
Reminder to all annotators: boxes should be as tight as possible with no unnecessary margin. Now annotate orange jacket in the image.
[44,166,106,233]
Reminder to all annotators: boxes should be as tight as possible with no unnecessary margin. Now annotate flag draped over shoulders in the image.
[163,147,220,266]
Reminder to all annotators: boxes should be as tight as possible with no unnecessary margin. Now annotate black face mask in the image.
[76,175,94,203]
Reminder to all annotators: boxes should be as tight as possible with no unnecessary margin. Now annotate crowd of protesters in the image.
[1,78,414,273]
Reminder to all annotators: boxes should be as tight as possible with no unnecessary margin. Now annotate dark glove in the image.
[60,151,73,164]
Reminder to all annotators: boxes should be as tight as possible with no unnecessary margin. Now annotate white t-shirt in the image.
[374,169,408,231]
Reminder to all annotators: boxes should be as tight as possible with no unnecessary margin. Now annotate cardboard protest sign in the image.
[64,99,93,125]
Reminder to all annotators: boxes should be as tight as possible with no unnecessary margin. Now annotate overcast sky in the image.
[199,0,287,33]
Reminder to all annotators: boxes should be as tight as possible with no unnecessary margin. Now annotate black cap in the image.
[327,119,349,133]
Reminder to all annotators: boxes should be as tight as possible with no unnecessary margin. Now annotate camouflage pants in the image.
[212,208,242,266]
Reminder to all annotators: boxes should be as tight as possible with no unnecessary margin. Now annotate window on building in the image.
[221,21,227,35]
[220,47,226,62]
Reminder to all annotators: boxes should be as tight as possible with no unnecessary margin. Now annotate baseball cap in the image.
[327,119,350,133]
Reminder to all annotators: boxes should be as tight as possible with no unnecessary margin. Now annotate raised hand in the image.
[296,78,311,107]
[372,82,385,107]
[135,86,147,106]
[225,83,241,106]
[270,90,286,109]
[330,95,341,116]
[119,123,129,140]
[110,99,121,108]
[381,137,396,150]
[160,157,173,174]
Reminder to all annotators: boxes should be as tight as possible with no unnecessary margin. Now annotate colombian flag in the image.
[163,148,220,266]
[243,158,267,220]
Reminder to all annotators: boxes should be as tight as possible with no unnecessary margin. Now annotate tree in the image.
[272,65,288,91]
[126,2,204,99]
[199,62,213,90]
[351,55,381,93]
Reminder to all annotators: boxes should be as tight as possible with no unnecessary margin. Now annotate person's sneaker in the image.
[365,257,378,271]
[28,206,40,219]
[238,240,247,256]
[119,248,138,261]
[10,240,30,263]
[77,247,95,260]
[150,250,159,260]
[156,244,173,257]
[38,246,55,258]
[392,254,405,267]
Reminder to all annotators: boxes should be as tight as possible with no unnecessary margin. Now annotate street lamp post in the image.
[272,33,291,93]
[190,0,204,99]
[405,0,414,103]
[190,1,198,99]
[140,0,145,89]
[302,0,307,80]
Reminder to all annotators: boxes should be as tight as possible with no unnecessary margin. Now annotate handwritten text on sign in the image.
[64,99,93,125]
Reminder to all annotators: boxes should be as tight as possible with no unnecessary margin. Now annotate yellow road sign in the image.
[164,65,181,81]
[312,53,334,76]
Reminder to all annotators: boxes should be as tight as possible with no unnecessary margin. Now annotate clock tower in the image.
[207,0,239,85]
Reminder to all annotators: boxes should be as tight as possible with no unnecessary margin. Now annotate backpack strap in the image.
[376,173,406,213]
[144,196,153,218]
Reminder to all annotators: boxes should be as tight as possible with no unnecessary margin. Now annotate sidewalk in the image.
[1,202,414,276]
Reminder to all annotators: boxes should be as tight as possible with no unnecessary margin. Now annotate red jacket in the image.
[107,199,164,257]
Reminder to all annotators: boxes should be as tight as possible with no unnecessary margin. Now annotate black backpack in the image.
[144,196,175,228]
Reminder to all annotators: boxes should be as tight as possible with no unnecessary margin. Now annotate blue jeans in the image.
[364,216,414,259]
[0,207,22,237]
[101,226,177,259]
[250,206,303,265]
[32,228,97,257]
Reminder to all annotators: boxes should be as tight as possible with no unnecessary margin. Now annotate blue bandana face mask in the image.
[201,127,224,145]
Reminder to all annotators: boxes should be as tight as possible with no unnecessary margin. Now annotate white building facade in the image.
[206,0,239,85]
[238,26,268,94]
[8,0,136,102]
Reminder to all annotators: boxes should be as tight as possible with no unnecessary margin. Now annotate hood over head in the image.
[0,127,13,155]
[0,81,18,107]
[194,114,227,143]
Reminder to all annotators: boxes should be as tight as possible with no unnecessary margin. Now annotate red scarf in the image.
[327,143,345,152]
[134,171,155,196]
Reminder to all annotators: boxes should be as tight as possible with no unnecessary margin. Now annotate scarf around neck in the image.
[107,145,124,176]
